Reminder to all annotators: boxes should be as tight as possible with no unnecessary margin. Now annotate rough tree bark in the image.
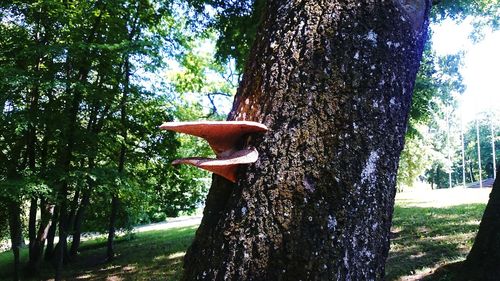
[182,0,431,280]
[461,167,500,280]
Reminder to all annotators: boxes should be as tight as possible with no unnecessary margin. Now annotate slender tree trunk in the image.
[54,70,80,279]
[105,4,140,261]
[67,187,81,234]
[436,168,441,189]
[70,101,110,257]
[28,198,38,260]
[470,161,476,183]
[26,201,54,274]
[53,5,104,278]
[69,158,94,258]
[55,187,70,281]
[461,167,500,280]
[39,114,56,264]
[107,57,130,261]
[106,195,120,260]
[182,0,431,280]
[69,187,91,257]
[8,201,23,281]
[30,135,53,269]
[44,206,59,261]
[53,60,75,280]
[430,168,435,190]
[27,52,42,272]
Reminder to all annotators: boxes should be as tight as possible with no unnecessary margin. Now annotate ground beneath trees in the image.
[0,188,491,280]
[387,188,491,281]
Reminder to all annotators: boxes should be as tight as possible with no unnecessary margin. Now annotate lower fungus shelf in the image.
[172,147,259,183]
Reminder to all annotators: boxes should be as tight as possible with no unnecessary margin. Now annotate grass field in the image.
[387,188,490,281]
[0,188,491,281]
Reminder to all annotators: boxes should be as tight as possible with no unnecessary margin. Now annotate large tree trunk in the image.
[461,168,500,280]
[182,0,431,280]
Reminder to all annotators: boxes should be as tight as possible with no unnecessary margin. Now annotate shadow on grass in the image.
[0,225,197,281]
[386,203,486,281]
[0,203,486,281]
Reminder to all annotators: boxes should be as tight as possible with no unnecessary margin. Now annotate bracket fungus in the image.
[160,121,268,182]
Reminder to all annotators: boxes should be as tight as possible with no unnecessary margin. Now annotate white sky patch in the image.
[431,18,500,123]
[460,31,500,122]
[431,17,474,56]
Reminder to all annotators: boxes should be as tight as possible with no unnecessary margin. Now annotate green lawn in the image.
[0,188,491,280]
[0,226,197,281]
[387,188,490,281]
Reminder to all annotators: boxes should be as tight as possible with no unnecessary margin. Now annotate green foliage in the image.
[183,0,265,72]
[432,0,500,22]
[398,43,465,189]
[167,35,237,119]
[432,0,500,42]
[397,126,433,189]
[0,0,214,242]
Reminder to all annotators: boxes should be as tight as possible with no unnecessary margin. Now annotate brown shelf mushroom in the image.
[159,121,268,157]
[172,148,259,183]
[160,121,268,183]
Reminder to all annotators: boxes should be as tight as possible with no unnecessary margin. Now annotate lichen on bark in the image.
[182,0,432,280]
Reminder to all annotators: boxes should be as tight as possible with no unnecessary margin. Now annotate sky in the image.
[431,18,500,124]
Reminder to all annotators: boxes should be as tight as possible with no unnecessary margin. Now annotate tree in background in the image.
[0,0,223,279]
[397,50,465,189]
[462,112,499,183]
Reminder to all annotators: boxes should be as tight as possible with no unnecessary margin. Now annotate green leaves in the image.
[0,176,50,202]
[0,0,217,238]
